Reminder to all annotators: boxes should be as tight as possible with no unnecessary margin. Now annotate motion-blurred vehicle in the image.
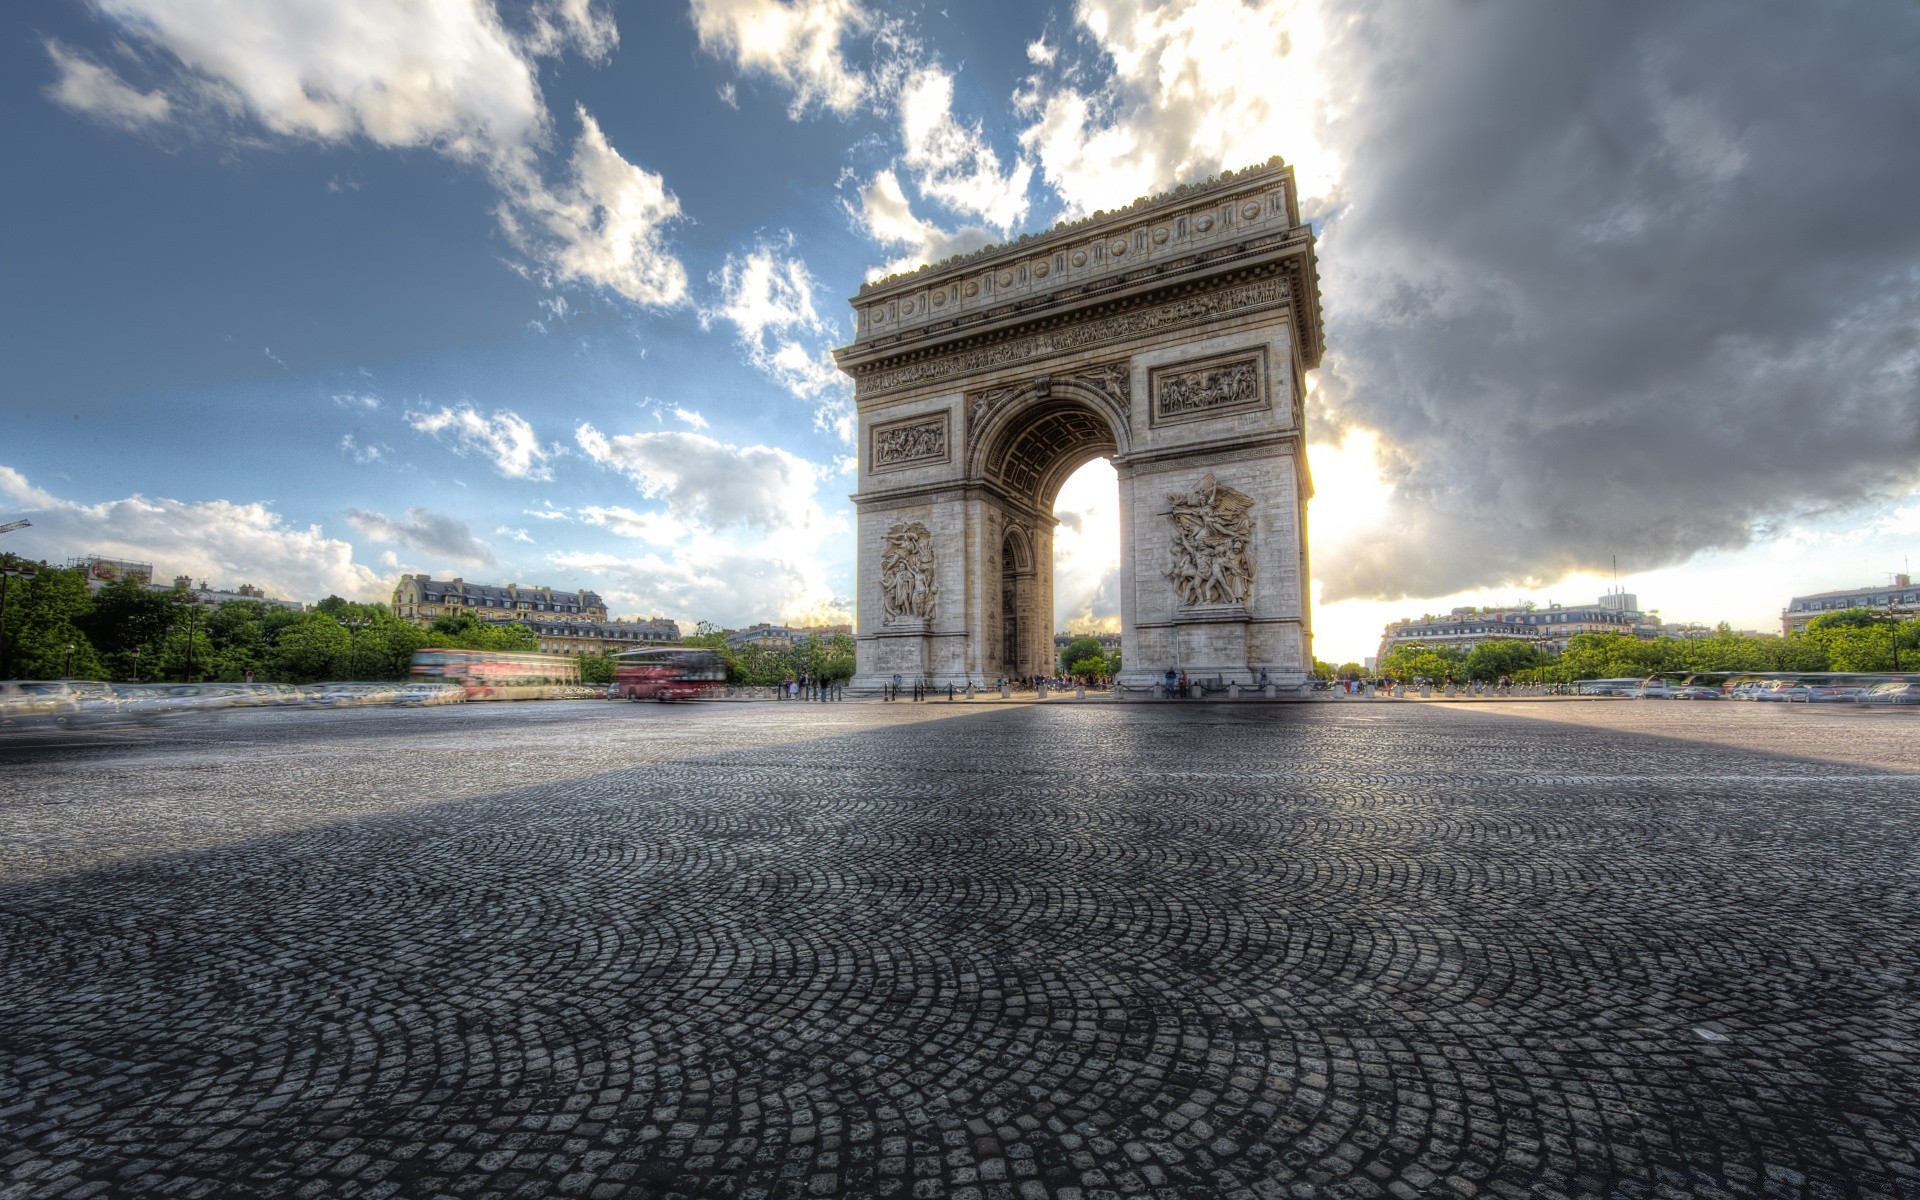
[1573,679,1639,696]
[1669,685,1722,700]
[310,682,404,707]
[410,649,580,700]
[396,681,465,706]
[1787,684,1869,703]
[611,647,728,701]
[0,681,79,728]
[1631,678,1676,699]
[1857,681,1920,705]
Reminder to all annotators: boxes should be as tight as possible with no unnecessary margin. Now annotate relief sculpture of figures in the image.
[880,521,937,622]
[1166,473,1256,607]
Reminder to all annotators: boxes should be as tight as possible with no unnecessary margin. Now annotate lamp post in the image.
[64,643,75,679]
[130,646,142,683]
[342,618,369,681]
[181,599,201,683]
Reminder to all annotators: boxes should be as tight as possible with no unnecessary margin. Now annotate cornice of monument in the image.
[854,156,1302,297]
[834,158,1323,390]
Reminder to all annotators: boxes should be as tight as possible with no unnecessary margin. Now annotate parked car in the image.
[1857,681,1920,706]
[1669,685,1722,700]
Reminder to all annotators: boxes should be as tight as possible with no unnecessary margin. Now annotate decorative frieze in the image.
[1150,349,1268,426]
[869,413,950,472]
[856,276,1288,397]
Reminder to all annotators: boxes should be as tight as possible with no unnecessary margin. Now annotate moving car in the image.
[1857,681,1920,706]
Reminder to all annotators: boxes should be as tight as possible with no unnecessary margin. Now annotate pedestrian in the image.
[787,678,799,701]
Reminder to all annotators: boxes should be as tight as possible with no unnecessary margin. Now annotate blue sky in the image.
[4,0,1918,662]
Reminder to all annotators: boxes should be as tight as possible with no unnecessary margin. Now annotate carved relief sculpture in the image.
[880,521,937,623]
[1155,356,1261,420]
[1166,473,1256,607]
[872,416,947,468]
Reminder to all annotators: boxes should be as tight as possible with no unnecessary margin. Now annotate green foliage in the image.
[576,652,618,686]
[1,563,105,680]
[425,611,537,652]
[1463,639,1542,682]
[1376,645,1462,683]
[1059,636,1104,672]
[1067,653,1111,677]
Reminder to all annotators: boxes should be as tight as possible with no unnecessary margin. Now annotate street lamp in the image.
[130,646,142,683]
[64,642,75,679]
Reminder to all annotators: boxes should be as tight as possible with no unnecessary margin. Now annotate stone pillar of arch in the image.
[836,159,1324,696]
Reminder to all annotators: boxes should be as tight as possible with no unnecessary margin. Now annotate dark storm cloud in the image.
[344,507,495,567]
[1310,0,1920,601]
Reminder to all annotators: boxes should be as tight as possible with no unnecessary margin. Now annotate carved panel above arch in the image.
[870,411,950,473]
[1149,348,1268,427]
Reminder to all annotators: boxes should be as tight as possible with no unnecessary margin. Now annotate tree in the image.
[270,612,352,682]
[1059,636,1103,672]
[1377,644,1463,683]
[1068,653,1111,678]
[1463,639,1541,682]
[1,565,105,680]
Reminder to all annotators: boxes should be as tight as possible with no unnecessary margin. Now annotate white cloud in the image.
[345,507,495,565]
[506,108,688,306]
[408,403,557,481]
[494,525,535,544]
[0,464,384,602]
[574,424,828,537]
[1052,459,1123,632]
[689,0,872,117]
[43,40,172,130]
[1016,0,1337,217]
[567,424,849,627]
[899,66,1032,233]
[671,406,709,430]
[846,169,994,279]
[524,503,571,521]
[703,235,851,436]
[331,392,382,410]
[54,0,686,309]
[338,433,391,465]
[577,504,691,544]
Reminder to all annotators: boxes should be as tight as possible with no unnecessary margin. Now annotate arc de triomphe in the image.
[834,158,1324,694]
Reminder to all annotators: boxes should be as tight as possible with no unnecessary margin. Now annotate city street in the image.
[3,700,1918,1199]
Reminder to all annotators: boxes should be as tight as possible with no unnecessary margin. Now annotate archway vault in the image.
[838,157,1324,695]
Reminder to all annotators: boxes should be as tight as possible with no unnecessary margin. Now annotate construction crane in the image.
[0,519,29,535]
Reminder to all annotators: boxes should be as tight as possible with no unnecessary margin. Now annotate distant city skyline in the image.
[4,0,1917,664]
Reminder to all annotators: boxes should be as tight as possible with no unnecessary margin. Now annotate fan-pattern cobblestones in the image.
[2,702,1918,1199]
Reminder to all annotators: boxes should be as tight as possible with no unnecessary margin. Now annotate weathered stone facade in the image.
[835,159,1324,693]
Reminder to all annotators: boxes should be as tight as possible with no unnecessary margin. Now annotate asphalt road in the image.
[2,699,1917,1199]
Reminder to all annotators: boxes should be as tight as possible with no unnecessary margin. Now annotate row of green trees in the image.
[678,624,856,685]
[0,557,541,684]
[1358,611,1917,684]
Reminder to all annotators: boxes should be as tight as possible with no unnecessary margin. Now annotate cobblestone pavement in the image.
[3,701,1918,1200]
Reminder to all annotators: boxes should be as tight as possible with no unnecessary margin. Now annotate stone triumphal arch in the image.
[835,159,1324,694]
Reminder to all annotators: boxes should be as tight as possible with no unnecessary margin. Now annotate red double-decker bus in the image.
[610,647,728,701]
[410,649,579,700]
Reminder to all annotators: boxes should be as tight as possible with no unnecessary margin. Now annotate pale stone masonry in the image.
[390,574,607,626]
[835,159,1324,693]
